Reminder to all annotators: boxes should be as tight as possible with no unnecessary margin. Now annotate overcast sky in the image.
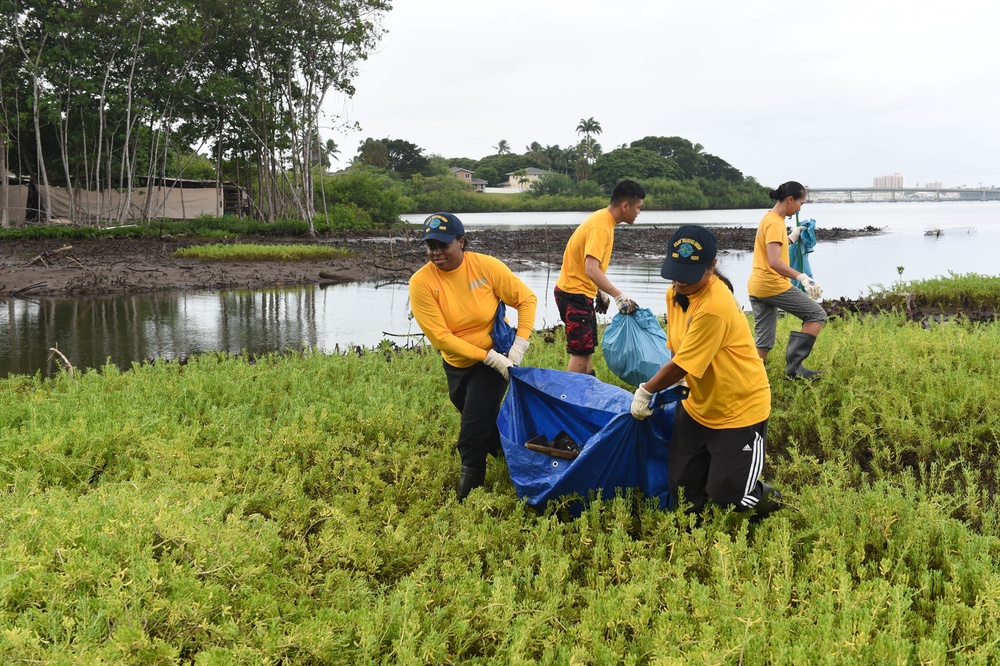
[325,0,1000,189]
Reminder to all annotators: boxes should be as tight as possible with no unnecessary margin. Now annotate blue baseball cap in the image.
[661,225,718,283]
[423,212,465,243]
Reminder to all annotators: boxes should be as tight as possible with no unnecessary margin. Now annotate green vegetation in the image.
[3,277,1000,662]
[173,244,351,262]
[0,214,394,242]
[864,272,1000,310]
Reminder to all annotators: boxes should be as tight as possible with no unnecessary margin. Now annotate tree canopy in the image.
[0,0,391,230]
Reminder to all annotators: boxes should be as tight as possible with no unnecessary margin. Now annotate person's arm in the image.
[584,255,619,296]
[641,359,688,393]
[409,280,489,363]
[765,242,803,280]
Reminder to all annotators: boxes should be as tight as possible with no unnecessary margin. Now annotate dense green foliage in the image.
[0,214,388,242]
[173,244,351,262]
[4,278,1000,662]
[1,0,390,224]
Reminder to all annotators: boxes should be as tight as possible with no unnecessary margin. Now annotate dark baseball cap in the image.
[660,225,718,283]
[422,212,465,243]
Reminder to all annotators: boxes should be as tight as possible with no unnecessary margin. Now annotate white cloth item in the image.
[484,349,513,379]
[788,225,806,244]
[630,384,654,420]
[507,337,530,365]
[796,273,823,300]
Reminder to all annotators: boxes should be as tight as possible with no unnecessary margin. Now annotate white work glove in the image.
[630,384,654,420]
[484,349,513,379]
[507,337,530,366]
[796,273,823,300]
[614,292,638,315]
[788,225,807,244]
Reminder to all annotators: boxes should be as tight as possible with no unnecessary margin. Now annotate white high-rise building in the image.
[873,173,904,188]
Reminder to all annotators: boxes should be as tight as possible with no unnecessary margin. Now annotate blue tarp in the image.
[790,217,817,292]
[601,308,672,387]
[498,366,687,514]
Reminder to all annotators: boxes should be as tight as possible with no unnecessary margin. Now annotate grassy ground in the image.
[172,244,352,262]
[3,283,1000,663]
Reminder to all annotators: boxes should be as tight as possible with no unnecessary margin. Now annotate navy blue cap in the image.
[423,212,465,242]
[661,225,718,283]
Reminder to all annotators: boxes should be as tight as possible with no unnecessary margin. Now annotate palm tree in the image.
[576,117,603,142]
[355,138,389,167]
[494,139,511,155]
[577,136,602,165]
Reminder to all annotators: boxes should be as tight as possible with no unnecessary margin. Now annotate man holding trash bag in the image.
[554,179,645,375]
[630,225,781,519]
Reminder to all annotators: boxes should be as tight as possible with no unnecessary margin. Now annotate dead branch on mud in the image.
[29,245,74,267]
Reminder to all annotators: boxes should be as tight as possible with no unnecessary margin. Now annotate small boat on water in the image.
[924,228,943,237]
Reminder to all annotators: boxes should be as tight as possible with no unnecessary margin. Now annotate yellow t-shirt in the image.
[555,208,616,298]
[409,252,537,368]
[666,275,770,428]
[747,210,792,298]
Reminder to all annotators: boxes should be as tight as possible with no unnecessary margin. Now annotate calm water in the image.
[3,201,999,377]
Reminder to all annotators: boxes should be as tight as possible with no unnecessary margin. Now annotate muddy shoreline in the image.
[0,224,879,298]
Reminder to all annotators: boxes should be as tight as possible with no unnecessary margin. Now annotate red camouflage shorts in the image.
[554,286,598,355]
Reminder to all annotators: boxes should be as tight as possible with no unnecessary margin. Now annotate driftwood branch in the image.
[48,347,75,377]
[10,282,47,296]
[29,244,74,267]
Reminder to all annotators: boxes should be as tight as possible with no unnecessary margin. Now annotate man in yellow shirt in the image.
[554,180,644,374]
[409,212,537,499]
[631,225,780,519]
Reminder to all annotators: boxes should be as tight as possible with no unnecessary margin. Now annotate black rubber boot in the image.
[457,465,486,501]
[784,331,822,380]
[751,482,782,521]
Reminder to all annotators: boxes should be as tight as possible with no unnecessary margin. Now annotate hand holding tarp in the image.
[630,384,654,420]
[484,349,513,379]
[507,337,530,365]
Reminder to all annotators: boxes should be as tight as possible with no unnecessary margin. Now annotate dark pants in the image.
[668,403,769,513]
[443,360,509,470]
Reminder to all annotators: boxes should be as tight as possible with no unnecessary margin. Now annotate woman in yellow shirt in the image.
[631,225,779,519]
[409,212,537,500]
[747,181,827,379]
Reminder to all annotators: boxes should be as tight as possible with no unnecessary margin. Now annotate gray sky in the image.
[326,0,1000,189]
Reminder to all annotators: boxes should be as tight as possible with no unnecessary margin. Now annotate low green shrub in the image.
[4,283,1000,662]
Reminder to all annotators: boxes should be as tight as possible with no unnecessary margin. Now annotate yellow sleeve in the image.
[408,268,489,364]
[670,311,727,379]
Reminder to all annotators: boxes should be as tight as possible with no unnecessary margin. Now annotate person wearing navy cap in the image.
[409,212,537,500]
[631,225,780,520]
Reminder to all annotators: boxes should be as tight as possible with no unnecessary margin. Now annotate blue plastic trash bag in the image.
[498,366,687,514]
[491,302,516,355]
[601,307,672,387]
[789,217,817,293]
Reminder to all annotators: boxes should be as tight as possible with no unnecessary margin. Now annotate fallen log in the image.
[28,244,74,267]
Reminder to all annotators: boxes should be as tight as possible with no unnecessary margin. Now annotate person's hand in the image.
[788,225,807,244]
[796,273,823,300]
[614,293,638,315]
[595,291,610,315]
[630,384,654,420]
[484,349,513,379]
[507,337,530,365]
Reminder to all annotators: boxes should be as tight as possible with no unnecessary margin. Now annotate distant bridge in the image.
[807,187,1000,202]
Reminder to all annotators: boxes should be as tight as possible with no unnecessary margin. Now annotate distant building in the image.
[920,181,943,190]
[449,167,487,193]
[504,167,553,192]
[873,173,904,188]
